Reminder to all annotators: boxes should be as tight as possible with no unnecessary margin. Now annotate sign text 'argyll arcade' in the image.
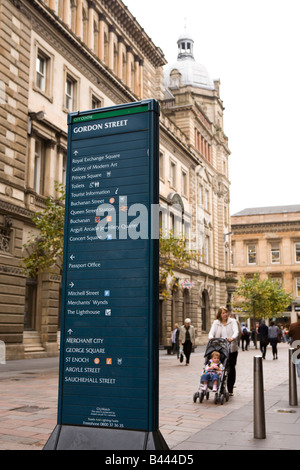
[45,100,168,450]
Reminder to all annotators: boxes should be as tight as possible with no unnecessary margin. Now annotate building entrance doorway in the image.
[24,278,37,331]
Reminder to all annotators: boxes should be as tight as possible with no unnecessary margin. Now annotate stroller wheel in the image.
[214,393,219,404]
[199,391,205,403]
[220,394,225,405]
[206,392,209,400]
[225,392,229,402]
[193,392,199,403]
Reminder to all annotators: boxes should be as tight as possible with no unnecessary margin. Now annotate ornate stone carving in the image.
[0,218,12,253]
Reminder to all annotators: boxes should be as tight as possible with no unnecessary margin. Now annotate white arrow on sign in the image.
[68,329,73,335]
[69,282,74,288]
[70,254,75,260]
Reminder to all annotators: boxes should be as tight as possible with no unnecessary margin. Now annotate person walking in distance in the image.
[241,323,250,351]
[208,307,239,396]
[171,323,180,357]
[258,319,269,359]
[268,321,280,360]
[179,318,195,366]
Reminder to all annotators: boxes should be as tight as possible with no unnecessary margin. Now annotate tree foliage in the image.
[233,274,293,320]
[159,229,197,299]
[22,183,65,278]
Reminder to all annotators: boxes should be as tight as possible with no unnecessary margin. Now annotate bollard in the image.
[289,348,298,407]
[253,355,266,439]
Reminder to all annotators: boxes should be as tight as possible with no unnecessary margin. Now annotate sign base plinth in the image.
[44,425,169,450]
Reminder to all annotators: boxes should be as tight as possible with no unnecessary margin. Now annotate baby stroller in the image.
[193,338,230,405]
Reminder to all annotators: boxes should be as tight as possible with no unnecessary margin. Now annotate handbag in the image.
[277,331,282,343]
[179,345,184,362]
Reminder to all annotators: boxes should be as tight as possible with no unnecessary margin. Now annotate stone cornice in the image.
[0,200,34,222]
[232,220,300,235]
[101,0,167,67]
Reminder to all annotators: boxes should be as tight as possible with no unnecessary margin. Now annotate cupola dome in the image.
[164,31,215,91]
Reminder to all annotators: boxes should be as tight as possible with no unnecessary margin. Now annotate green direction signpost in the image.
[44,100,168,450]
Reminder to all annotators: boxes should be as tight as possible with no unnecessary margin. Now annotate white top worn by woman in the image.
[208,318,239,353]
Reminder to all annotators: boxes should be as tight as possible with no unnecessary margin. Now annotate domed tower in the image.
[163,30,228,160]
[164,30,215,92]
[161,30,232,310]
[159,30,233,349]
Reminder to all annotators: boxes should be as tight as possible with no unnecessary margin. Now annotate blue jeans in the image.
[201,372,219,384]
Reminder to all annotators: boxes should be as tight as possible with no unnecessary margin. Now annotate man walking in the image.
[179,318,195,366]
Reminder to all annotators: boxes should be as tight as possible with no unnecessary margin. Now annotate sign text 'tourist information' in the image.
[57,100,160,435]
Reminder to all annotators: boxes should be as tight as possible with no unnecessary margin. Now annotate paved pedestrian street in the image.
[0,342,298,450]
[159,342,299,449]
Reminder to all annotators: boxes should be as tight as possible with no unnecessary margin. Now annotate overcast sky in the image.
[124,0,300,215]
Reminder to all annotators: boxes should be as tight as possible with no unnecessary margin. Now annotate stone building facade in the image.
[231,205,300,324]
[0,0,233,359]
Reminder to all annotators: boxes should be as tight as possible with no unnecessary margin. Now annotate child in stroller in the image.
[193,338,230,405]
[201,350,224,392]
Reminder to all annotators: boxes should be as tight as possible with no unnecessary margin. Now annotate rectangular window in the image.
[36,54,46,92]
[169,160,176,188]
[204,189,209,211]
[34,44,54,99]
[247,244,256,264]
[271,244,280,264]
[295,243,300,263]
[91,95,101,109]
[204,236,210,264]
[297,278,300,297]
[34,139,45,195]
[181,170,187,196]
[65,77,74,111]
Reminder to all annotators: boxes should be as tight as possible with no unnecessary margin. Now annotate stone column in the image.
[108,26,116,71]
[98,14,105,61]
[63,0,71,27]
[126,46,133,89]
[87,1,95,50]
[56,145,64,186]
[76,0,83,39]
[27,135,36,190]
[139,59,144,98]
[49,0,56,11]
[134,56,140,96]
[44,140,56,197]
[117,36,124,81]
